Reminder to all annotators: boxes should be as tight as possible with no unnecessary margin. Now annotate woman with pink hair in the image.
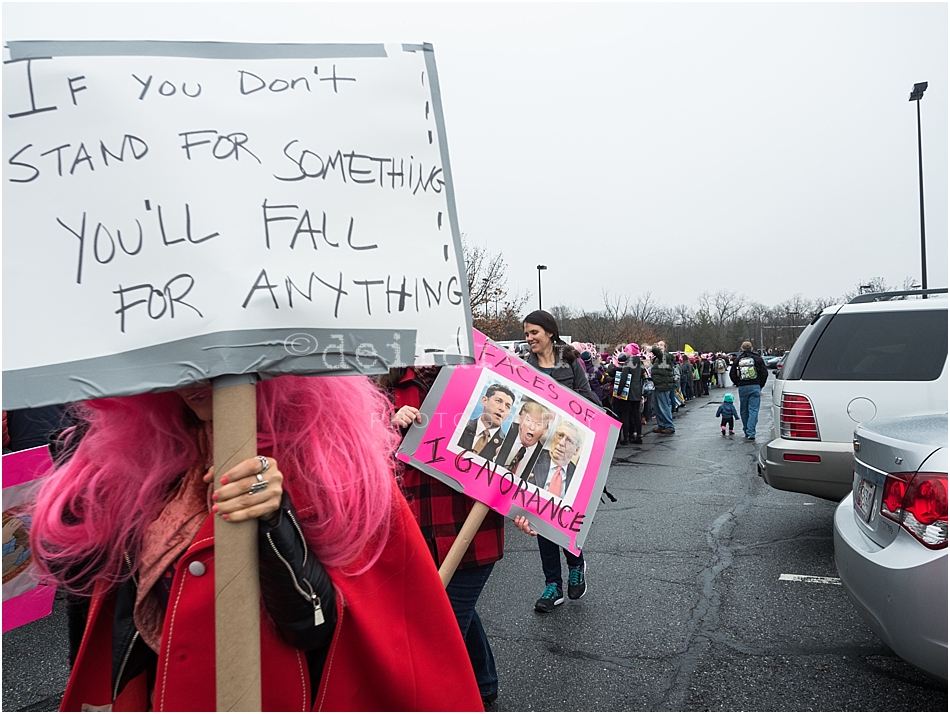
[30,375,481,712]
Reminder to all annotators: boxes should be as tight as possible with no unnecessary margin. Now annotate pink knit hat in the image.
[625,343,640,356]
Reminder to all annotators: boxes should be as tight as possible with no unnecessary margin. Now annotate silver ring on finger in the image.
[255,455,269,475]
[249,480,268,495]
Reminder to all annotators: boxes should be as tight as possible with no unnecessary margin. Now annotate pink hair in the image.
[30,375,398,595]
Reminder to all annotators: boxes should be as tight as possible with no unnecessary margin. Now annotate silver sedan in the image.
[834,414,948,682]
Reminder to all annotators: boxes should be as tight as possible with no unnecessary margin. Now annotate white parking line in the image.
[779,574,842,585]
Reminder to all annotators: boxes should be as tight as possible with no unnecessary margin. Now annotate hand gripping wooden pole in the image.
[212,376,261,711]
[438,501,490,588]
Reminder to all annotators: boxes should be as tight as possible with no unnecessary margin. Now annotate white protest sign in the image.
[3,41,474,409]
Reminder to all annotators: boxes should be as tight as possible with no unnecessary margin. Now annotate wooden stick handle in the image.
[213,380,261,711]
[438,501,490,588]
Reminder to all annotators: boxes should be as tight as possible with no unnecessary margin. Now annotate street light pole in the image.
[786,311,799,351]
[536,265,547,311]
[909,82,928,297]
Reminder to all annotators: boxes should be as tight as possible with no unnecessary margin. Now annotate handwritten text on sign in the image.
[3,43,471,382]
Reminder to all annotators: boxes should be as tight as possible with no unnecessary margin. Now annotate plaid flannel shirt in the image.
[389,368,505,570]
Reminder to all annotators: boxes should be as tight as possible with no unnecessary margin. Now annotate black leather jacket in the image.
[111,492,336,702]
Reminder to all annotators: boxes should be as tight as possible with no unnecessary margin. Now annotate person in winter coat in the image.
[691,357,702,399]
[519,310,599,614]
[607,350,644,445]
[700,356,713,395]
[31,376,482,712]
[729,341,770,440]
[650,345,677,435]
[580,351,608,405]
[715,393,739,436]
[714,354,729,388]
[678,355,692,400]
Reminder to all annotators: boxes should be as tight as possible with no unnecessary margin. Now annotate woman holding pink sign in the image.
[381,365,506,708]
[520,310,601,614]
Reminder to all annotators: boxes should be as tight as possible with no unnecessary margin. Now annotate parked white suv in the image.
[758,289,948,501]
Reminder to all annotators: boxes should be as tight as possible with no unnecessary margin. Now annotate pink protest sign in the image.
[397,331,620,554]
[3,446,56,632]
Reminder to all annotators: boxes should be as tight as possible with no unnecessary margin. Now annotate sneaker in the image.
[534,583,564,613]
[746,434,755,440]
[481,692,499,707]
[659,428,675,435]
[721,428,726,436]
[729,430,734,435]
[567,563,587,600]
[633,436,643,445]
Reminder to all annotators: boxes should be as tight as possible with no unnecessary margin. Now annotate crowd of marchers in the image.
[557,339,769,443]
[3,310,770,712]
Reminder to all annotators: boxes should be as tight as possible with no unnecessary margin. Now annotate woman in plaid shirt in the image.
[380,366,505,708]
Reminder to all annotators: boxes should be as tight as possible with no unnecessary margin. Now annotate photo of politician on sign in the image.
[495,398,554,481]
[455,382,517,463]
[522,419,585,502]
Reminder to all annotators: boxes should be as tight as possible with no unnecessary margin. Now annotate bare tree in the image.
[628,291,664,326]
[812,295,840,316]
[548,305,576,333]
[841,276,892,302]
[600,290,630,324]
[461,237,530,339]
[694,290,748,350]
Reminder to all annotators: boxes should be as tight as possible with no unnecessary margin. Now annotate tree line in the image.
[464,239,920,353]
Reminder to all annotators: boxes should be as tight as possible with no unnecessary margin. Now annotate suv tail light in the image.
[780,394,820,440]
[881,472,948,549]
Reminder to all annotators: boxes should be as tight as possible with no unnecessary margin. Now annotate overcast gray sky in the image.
[6,2,947,313]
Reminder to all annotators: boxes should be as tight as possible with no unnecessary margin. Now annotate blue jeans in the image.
[643,391,654,422]
[654,389,675,430]
[446,563,498,698]
[737,384,762,437]
[538,536,584,590]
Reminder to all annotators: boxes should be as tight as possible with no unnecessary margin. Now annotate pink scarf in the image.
[133,428,213,652]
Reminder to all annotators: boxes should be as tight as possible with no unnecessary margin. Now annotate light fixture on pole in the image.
[536,265,547,310]
[909,81,928,297]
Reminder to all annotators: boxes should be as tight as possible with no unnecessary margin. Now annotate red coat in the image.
[60,487,483,711]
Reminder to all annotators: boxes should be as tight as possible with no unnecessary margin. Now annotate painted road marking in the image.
[779,574,842,585]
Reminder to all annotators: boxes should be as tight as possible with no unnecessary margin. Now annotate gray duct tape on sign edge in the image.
[4,327,474,409]
[5,40,390,61]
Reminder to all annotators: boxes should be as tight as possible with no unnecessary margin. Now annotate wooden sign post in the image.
[438,502,490,588]
[212,378,261,711]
